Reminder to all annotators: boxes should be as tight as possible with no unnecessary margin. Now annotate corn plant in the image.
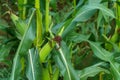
[0,0,120,80]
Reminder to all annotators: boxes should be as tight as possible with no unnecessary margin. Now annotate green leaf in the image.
[74,3,115,22]
[53,51,66,75]
[62,3,115,38]
[10,13,27,38]
[26,48,42,80]
[73,8,96,22]
[10,11,35,80]
[68,33,90,42]
[87,4,115,18]
[69,32,120,80]
[53,68,59,80]
[88,41,120,80]
[78,62,109,80]
[0,42,15,62]
[54,41,79,80]
[110,61,120,80]
[88,0,102,4]
[62,6,95,37]
[89,41,112,62]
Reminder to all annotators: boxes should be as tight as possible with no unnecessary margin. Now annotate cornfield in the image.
[0,0,120,80]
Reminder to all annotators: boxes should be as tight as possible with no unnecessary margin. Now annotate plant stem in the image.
[18,0,27,19]
[35,0,40,9]
[73,0,76,16]
[35,0,43,47]
[23,0,27,19]
[46,0,50,32]
[73,0,76,9]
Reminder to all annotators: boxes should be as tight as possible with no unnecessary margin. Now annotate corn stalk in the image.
[35,0,43,47]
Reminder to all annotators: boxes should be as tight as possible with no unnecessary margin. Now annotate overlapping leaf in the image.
[62,3,115,38]
[10,10,35,80]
